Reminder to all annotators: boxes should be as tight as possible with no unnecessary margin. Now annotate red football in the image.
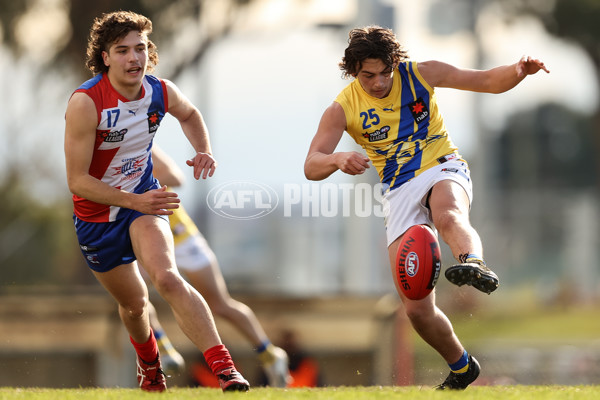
[395,224,441,300]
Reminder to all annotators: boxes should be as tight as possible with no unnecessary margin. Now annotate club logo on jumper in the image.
[408,97,429,124]
[207,181,279,220]
[362,125,390,142]
[100,129,127,143]
[147,111,163,134]
[112,156,146,180]
[406,252,419,277]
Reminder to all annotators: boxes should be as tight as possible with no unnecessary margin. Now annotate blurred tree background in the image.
[0,0,598,297]
[497,0,600,187]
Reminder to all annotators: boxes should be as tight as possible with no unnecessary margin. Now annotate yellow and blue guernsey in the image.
[166,194,199,246]
[335,61,460,192]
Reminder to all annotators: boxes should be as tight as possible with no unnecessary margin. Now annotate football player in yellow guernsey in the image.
[304,26,549,390]
[147,146,291,388]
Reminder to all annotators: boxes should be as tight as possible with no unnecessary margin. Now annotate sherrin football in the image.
[395,224,441,300]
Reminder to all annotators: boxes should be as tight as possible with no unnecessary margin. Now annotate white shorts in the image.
[174,232,217,272]
[382,159,473,246]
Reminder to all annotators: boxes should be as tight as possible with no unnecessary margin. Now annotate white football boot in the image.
[259,344,292,387]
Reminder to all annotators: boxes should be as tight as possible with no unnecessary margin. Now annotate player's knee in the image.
[120,298,147,321]
[433,209,465,235]
[152,270,185,297]
[403,301,434,325]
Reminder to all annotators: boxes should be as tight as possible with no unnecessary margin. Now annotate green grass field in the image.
[1,386,599,400]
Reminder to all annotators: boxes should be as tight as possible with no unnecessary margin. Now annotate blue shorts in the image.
[74,208,166,273]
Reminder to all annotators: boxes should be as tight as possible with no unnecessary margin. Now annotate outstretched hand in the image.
[186,152,217,180]
[516,56,550,78]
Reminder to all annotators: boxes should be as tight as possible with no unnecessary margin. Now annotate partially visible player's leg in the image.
[131,216,220,350]
[147,301,186,375]
[435,354,481,390]
[131,215,248,391]
[136,257,185,375]
[383,170,482,389]
[428,180,482,262]
[92,263,167,392]
[428,180,499,294]
[93,263,151,343]
[186,261,268,346]
[388,236,479,390]
[77,212,167,391]
[182,244,291,387]
[388,237,464,363]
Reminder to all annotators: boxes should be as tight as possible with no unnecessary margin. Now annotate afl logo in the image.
[207,181,279,220]
[406,252,419,277]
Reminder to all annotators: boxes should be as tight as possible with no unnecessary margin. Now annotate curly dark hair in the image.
[339,26,408,78]
[85,11,159,75]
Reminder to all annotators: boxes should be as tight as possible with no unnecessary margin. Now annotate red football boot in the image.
[216,367,250,392]
[136,354,167,392]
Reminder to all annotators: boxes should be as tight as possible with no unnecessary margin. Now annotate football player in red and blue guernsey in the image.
[64,10,249,392]
[304,26,549,389]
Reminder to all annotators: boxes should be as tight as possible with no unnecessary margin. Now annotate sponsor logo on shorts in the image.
[86,254,100,265]
[437,153,458,164]
[441,168,459,173]
[79,244,99,252]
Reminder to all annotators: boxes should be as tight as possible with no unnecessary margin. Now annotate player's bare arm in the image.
[304,102,370,181]
[64,93,180,215]
[419,56,549,93]
[164,79,217,180]
[64,92,133,208]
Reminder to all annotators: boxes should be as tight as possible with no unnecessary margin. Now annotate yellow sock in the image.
[257,344,277,365]
[157,336,176,356]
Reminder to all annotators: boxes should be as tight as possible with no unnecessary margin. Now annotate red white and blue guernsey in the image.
[72,73,168,222]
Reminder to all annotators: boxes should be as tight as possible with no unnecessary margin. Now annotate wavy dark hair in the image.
[339,26,408,78]
[85,11,158,75]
